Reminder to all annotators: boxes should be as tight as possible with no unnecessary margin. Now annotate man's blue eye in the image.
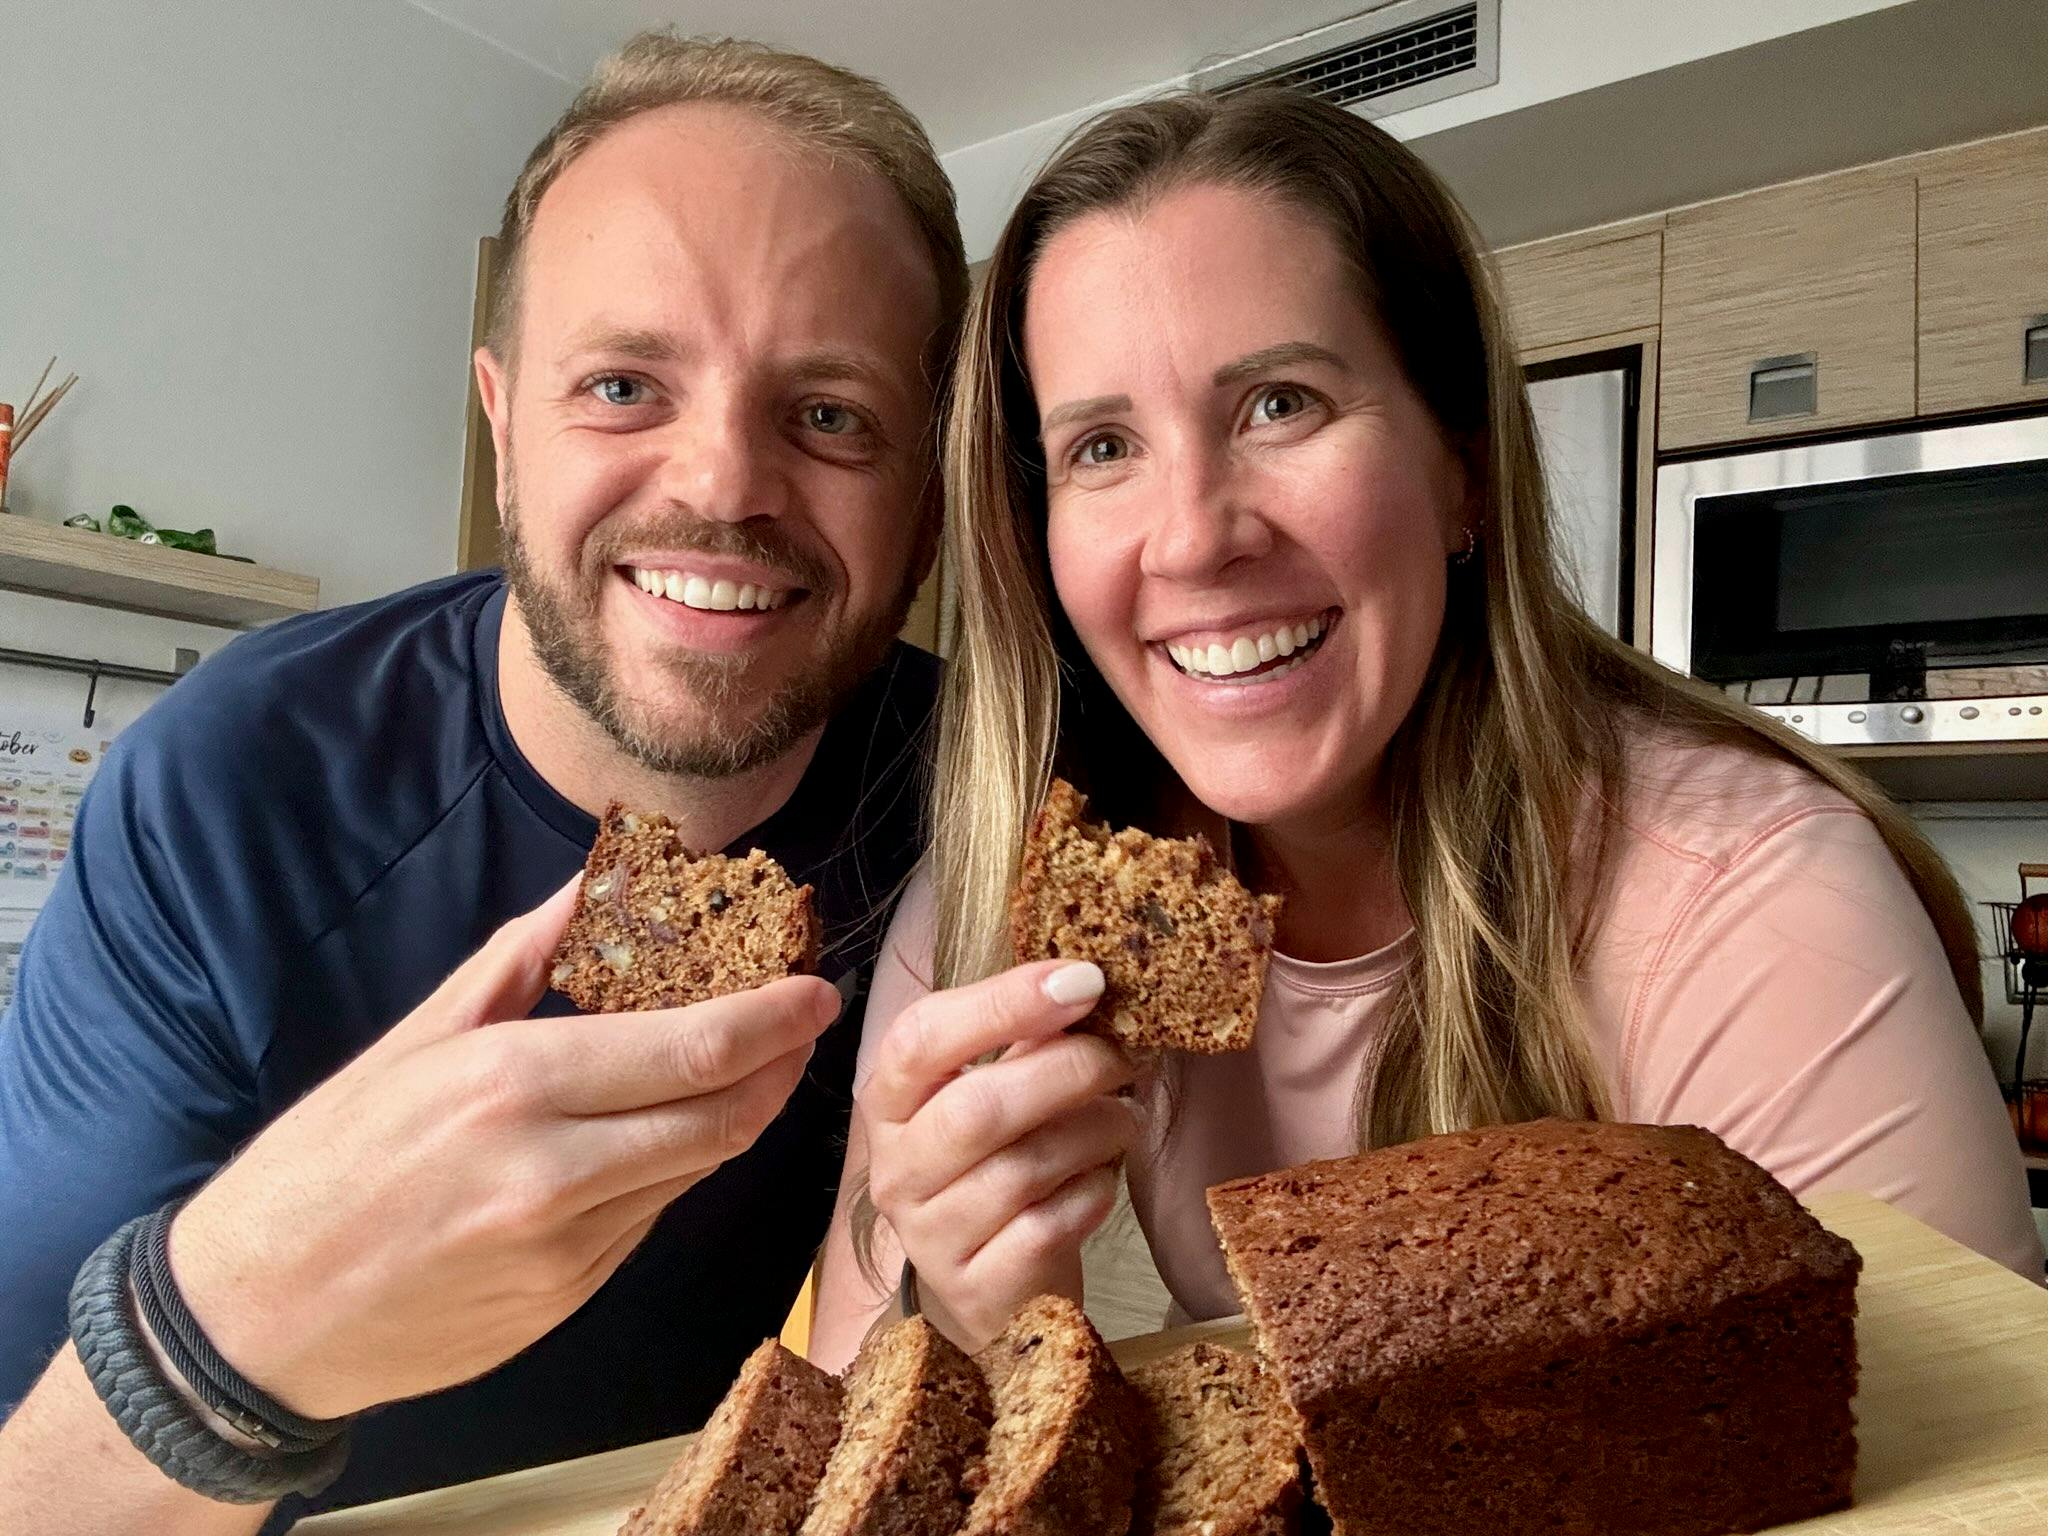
[592,376,646,406]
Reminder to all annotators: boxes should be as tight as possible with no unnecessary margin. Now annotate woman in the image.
[812,89,2042,1365]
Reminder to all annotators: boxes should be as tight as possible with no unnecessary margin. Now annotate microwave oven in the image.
[1652,415,2048,748]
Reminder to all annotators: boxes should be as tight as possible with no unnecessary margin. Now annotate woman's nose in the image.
[1139,448,1271,581]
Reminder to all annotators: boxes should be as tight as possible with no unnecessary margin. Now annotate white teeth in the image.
[632,569,790,612]
[1166,614,1332,679]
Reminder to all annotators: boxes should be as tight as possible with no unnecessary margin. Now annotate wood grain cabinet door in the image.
[1493,222,1663,356]
[1918,127,2048,419]
[1659,166,1916,451]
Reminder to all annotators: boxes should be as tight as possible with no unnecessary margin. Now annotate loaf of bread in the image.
[550,803,820,1012]
[1010,779,1280,1053]
[799,1316,992,1536]
[959,1294,1141,1536]
[619,1339,842,1536]
[1127,1343,1302,1536]
[1205,1119,1862,1536]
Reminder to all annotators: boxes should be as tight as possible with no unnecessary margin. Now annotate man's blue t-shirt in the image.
[0,571,936,1522]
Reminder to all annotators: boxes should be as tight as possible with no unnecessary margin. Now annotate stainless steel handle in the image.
[1748,352,1818,421]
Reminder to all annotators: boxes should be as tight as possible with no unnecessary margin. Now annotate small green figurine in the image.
[154,528,218,555]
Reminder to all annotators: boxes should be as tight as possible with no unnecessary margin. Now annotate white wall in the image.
[0,0,573,730]
[939,0,1914,257]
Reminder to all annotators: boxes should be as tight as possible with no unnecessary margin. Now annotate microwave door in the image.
[1526,359,1634,639]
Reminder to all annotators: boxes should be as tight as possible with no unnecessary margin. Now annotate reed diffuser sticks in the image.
[15,358,79,449]
[2,356,82,512]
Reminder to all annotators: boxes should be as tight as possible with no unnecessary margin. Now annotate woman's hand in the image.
[857,959,1143,1352]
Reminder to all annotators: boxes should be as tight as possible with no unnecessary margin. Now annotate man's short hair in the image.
[487,31,969,378]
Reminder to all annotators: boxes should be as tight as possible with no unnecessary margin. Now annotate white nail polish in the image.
[1043,961,1105,1006]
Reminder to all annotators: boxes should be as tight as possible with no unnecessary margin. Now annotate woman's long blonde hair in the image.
[933,88,1982,1148]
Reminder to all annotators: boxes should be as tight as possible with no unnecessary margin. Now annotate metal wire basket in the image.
[1985,900,2048,1008]
[1983,867,2048,1154]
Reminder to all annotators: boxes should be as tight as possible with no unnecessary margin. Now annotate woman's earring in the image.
[1449,523,1478,565]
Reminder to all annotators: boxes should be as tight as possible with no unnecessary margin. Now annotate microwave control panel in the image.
[1757,696,2048,746]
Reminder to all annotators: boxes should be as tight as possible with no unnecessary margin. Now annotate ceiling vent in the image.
[1197,0,1499,118]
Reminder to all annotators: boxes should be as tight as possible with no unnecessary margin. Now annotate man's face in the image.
[479,103,942,778]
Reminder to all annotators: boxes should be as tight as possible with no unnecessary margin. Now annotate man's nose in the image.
[653,396,790,524]
[1140,445,1272,582]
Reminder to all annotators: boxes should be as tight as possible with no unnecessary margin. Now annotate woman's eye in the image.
[589,375,649,407]
[1076,433,1130,466]
[1250,385,1309,425]
[805,402,862,436]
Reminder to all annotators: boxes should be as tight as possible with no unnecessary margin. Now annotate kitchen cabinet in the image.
[1493,220,1662,356]
[1917,125,2048,419]
[1658,165,1917,451]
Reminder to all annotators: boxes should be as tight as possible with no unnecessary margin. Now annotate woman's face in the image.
[1025,181,1472,834]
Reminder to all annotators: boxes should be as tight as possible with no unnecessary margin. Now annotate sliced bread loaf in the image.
[959,1294,1142,1536]
[1010,779,1280,1053]
[1127,1342,1303,1536]
[618,1339,842,1536]
[551,803,819,1012]
[799,1316,993,1536]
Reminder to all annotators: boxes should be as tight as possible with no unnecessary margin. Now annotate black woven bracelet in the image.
[68,1209,351,1504]
[133,1201,350,1455]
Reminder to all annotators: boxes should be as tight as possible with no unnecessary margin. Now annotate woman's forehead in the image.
[1020,187,1383,396]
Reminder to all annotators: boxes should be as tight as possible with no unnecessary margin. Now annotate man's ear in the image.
[474,347,514,519]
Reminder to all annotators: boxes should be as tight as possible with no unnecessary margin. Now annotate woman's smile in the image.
[1158,607,1337,683]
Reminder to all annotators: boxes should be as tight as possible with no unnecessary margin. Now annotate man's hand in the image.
[859,959,1140,1352]
[167,877,839,1418]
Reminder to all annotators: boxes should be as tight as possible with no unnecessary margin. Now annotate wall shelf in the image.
[1837,740,2048,803]
[0,515,318,629]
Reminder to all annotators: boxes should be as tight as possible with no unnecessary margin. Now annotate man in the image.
[0,33,966,1535]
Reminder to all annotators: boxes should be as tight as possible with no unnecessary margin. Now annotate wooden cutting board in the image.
[296,1192,2048,1535]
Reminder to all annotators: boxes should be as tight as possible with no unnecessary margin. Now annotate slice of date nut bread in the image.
[959,1294,1142,1536]
[551,803,820,1012]
[1010,779,1280,1053]
[1127,1342,1303,1536]
[799,1316,993,1536]
[618,1339,842,1536]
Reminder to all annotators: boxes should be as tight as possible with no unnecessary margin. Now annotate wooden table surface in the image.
[297,1191,2048,1535]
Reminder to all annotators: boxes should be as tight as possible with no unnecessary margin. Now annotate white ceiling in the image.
[399,0,2043,261]
[405,0,1372,153]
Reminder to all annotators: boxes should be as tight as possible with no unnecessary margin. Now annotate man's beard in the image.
[500,489,919,781]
